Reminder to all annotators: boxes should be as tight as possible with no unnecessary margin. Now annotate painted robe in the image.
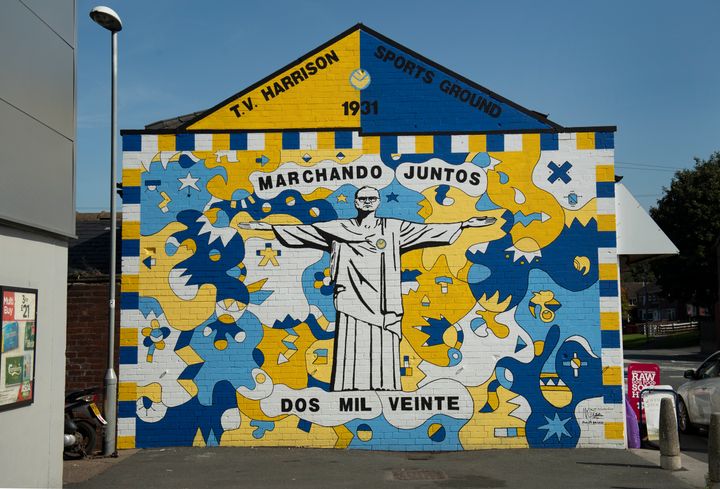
[273,217,462,390]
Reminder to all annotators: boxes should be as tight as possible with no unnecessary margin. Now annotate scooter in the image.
[64,387,107,458]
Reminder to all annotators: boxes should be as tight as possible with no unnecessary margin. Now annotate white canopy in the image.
[615,183,679,262]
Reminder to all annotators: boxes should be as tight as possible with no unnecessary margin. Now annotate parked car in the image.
[676,351,720,433]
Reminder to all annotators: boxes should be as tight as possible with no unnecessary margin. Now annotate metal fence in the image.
[642,321,699,337]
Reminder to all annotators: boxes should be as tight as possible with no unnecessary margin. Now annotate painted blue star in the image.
[538,413,571,442]
[386,192,399,202]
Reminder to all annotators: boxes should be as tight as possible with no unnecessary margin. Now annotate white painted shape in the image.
[299,132,318,150]
[247,133,265,150]
[396,158,487,197]
[352,131,362,149]
[221,408,241,430]
[397,136,415,154]
[194,134,212,151]
[451,135,469,153]
[141,134,158,153]
[504,134,523,152]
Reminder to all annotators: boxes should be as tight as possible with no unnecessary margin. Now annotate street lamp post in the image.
[89,5,122,457]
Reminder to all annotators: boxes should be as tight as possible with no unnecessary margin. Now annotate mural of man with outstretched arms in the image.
[240,186,496,391]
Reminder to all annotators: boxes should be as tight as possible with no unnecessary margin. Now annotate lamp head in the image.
[89,6,122,32]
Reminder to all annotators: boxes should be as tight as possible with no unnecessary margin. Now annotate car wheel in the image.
[677,398,695,434]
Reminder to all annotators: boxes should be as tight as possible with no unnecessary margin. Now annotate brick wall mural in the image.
[118,25,624,450]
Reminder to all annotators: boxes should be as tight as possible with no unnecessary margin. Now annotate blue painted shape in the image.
[297,419,312,433]
[386,191,399,202]
[598,231,617,248]
[547,161,572,184]
[141,396,153,409]
[358,31,553,134]
[540,133,559,151]
[595,132,614,149]
[250,420,275,439]
[434,185,451,205]
[136,380,237,448]
[121,292,139,309]
[119,346,137,364]
[206,430,219,447]
[514,211,543,227]
[600,280,619,297]
[118,400,136,418]
[178,154,196,169]
[601,330,621,349]
[282,132,300,149]
[144,179,161,187]
[604,385,623,404]
[346,414,465,451]
[433,135,452,155]
[597,182,615,198]
[497,171,509,184]
[252,348,264,367]
[471,152,491,168]
[380,136,397,154]
[486,134,504,152]
[334,131,353,148]
[123,186,141,204]
[178,362,203,380]
[417,316,452,347]
[515,336,527,353]
[507,427,518,437]
[176,133,195,151]
[470,318,486,335]
[139,297,163,318]
[230,133,248,150]
[467,263,491,283]
[401,269,421,281]
[475,193,501,212]
[123,134,141,151]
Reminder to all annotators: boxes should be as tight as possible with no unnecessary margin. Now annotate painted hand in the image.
[237,221,273,231]
[462,216,497,228]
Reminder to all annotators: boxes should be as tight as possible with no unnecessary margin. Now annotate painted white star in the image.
[178,172,200,192]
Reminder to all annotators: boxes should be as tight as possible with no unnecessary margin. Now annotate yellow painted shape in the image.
[534,341,545,356]
[212,133,230,151]
[599,263,618,281]
[193,428,206,447]
[120,328,137,347]
[604,422,625,440]
[597,214,616,232]
[573,256,591,276]
[178,379,199,397]
[468,135,487,152]
[189,31,361,131]
[121,274,139,293]
[565,198,597,227]
[419,187,506,275]
[137,382,162,403]
[459,381,529,449]
[158,191,171,210]
[305,339,334,383]
[117,436,135,449]
[485,137,565,250]
[157,134,175,152]
[415,135,434,153]
[596,165,615,183]
[600,312,621,331]
[122,169,141,187]
[138,223,216,331]
[401,253,478,366]
[122,221,140,239]
[258,322,317,389]
[417,198,433,220]
[334,425,354,448]
[362,135,380,153]
[176,345,204,366]
[317,132,335,150]
[576,132,595,150]
[399,344,426,392]
[542,388,572,408]
[603,366,623,386]
[118,382,137,402]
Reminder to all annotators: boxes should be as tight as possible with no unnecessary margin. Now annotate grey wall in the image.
[0,1,75,486]
[0,0,76,238]
[0,226,68,488]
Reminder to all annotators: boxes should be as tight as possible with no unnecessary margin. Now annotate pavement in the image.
[64,446,710,489]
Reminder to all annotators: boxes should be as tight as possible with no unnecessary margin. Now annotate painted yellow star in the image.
[337,194,347,203]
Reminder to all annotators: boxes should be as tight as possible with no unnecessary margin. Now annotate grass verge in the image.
[623,330,700,350]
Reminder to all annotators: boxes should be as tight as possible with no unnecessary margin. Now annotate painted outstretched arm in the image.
[400,216,497,252]
[238,221,331,250]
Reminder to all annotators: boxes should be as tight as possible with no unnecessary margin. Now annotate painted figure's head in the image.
[354,186,380,213]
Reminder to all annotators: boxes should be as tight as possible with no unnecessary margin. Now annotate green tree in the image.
[650,151,720,310]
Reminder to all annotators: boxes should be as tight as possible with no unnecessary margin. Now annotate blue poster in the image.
[2,322,19,352]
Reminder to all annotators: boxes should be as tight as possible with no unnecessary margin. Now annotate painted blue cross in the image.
[547,161,572,184]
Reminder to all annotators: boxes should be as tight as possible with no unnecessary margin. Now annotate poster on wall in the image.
[0,287,37,411]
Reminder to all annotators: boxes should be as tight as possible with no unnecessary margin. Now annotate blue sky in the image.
[77,0,720,212]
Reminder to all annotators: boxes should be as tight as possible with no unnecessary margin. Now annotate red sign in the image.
[2,292,14,321]
[627,363,661,419]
